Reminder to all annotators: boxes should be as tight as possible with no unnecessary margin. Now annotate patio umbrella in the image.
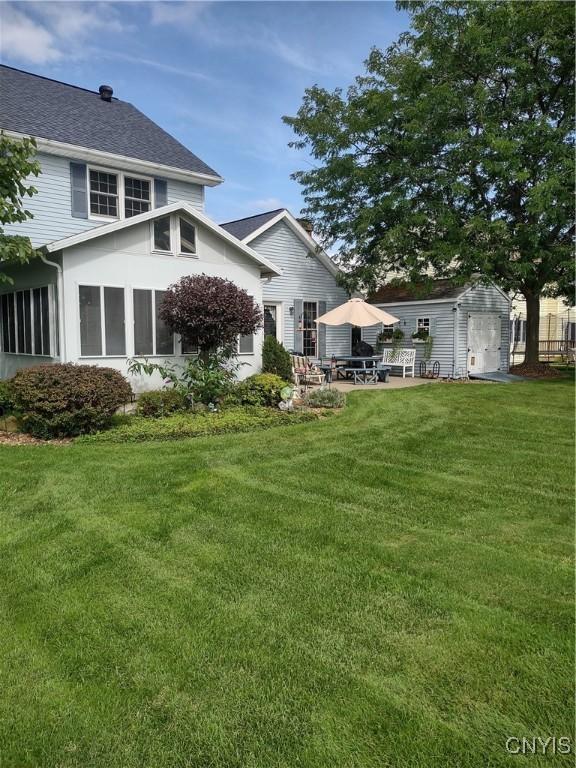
[315,298,399,327]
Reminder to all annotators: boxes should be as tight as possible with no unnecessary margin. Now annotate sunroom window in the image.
[79,285,126,357]
[0,287,51,356]
[133,289,174,356]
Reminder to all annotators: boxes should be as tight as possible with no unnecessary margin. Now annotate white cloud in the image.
[244,197,285,211]
[149,1,209,26]
[103,52,215,83]
[0,2,127,65]
[0,4,62,64]
[149,2,330,74]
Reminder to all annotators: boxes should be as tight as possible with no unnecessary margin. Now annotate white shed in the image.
[363,280,511,378]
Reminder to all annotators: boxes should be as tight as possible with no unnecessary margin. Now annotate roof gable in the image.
[221,208,340,278]
[43,202,281,277]
[0,65,221,181]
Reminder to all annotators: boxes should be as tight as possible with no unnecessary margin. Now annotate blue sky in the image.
[1,1,410,223]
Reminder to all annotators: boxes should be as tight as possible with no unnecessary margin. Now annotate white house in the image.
[0,66,350,391]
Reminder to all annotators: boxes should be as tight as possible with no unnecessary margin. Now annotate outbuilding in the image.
[363,279,511,378]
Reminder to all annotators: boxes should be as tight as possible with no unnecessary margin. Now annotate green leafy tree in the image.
[284,1,574,364]
[0,133,40,283]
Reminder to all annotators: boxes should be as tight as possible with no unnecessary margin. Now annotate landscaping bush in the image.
[305,388,347,409]
[80,406,322,443]
[0,380,14,415]
[262,335,293,382]
[231,373,290,406]
[136,389,189,418]
[10,364,132,438]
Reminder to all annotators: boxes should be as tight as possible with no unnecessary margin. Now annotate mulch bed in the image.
[509,362,564,379]
[0,432,71,446]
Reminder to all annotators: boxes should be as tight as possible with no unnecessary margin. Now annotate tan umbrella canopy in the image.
[315,298,399,327]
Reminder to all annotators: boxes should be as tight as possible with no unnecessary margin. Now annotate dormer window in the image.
[151,214,197,257]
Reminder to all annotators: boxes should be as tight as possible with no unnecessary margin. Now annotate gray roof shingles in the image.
[369,279,470,304]
[220,209,285,240]
[0,65,221,178]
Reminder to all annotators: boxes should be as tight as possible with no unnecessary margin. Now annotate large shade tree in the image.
[159,274,263,359]
[284,0,574,364]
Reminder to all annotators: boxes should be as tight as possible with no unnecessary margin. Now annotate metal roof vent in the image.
[98,84,113,102]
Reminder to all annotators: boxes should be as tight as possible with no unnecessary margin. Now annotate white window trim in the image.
[302,300,319,358]
[132,286,176,358]
[78,283,127,359]
[150,213,198,259]
[87,165,154,222]
[0,286,55,357]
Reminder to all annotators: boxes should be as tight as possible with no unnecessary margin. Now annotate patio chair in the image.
[291,354,325,386]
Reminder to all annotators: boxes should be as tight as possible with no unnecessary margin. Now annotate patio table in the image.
[320,356,391,385]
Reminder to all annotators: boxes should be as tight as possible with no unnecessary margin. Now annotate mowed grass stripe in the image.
[0,379,572,767]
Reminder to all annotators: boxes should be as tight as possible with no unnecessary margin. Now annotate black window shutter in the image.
[293,298,303,353]
[154,178,168,207]
[70,162,88,219]
[318,300,327,358]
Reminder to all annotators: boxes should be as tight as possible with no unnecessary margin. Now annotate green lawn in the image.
[0,380,573,768]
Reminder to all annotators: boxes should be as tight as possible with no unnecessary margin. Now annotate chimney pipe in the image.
[98,84,113,102]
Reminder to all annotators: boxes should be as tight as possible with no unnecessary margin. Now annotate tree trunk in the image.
[524,291,540,364]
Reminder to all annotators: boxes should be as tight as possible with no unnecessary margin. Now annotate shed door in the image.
[468,313,501,373]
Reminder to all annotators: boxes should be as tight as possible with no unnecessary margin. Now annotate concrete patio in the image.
[330,375,438,392]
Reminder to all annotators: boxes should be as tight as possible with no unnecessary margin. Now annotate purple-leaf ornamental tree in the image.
[159,274,263,359]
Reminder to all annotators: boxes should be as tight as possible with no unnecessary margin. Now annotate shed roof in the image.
[369,279,470,304]
[0,65,221,180]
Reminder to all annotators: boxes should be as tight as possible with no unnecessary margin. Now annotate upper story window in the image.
[124,177,151,217]
[89,170,118,217]
[88,168,153,219]
[151,214,197,257]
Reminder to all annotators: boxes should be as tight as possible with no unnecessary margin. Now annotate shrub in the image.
[262,335,293,382]
[136,389,189,418]
[128,352,238,405]
[232,373,290,406]
[305,388,347,409]
[79,407,321,443]
[0,380,15,415]
[10,364,132,438]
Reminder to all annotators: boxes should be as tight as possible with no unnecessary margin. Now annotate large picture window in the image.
[0,287,51,356]
[133,289,174,356]
[302,301,318,357]
[79,285,125,356]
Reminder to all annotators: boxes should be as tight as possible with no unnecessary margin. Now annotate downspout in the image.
[39,250,65,361]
